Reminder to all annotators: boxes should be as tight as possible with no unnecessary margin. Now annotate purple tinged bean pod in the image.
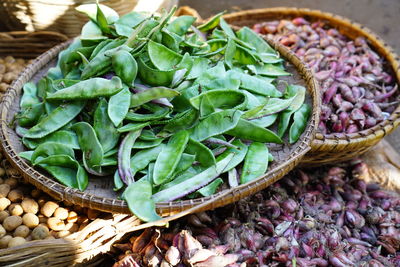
[193,254,238,267]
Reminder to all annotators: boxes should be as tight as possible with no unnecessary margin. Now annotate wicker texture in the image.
[0,0,138,38]
[0,35,319,216]
[0,31,68,58]
[223,7,400,166]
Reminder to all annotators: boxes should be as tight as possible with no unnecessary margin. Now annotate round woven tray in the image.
[0,31,68,58]
[223,7,400,166]
[0,35,319,216]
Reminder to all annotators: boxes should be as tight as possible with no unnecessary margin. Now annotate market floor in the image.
[181,0,400,150]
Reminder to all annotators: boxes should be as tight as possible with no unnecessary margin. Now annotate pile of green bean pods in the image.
[16,5,310,222]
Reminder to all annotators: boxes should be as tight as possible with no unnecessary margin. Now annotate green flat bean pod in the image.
[80,39,126,79]
[124,179,161,222]
[185,138,216,167]
[24,101,85,139]
[167,15,196,36]
[112,50,137,86]
[71,122,104,175]
[23,130,79,150]
[117,122,150,133]
[152,153,234,202]
[137,56,178,86]
[31,142,75,165]
[153,130,189,185]
[289,103,311,144]
[94,98,120,153]
[227,119,283,144]
[47,77,123,100]
[35,155,88,190]
[130,86,180,108]
[277,85,306,137]
[240,142,269,184]
[18,103,45,127]
[108,86,131,127]
[189,89,247,112]
[190,109,242,142]
[132,138,164,149]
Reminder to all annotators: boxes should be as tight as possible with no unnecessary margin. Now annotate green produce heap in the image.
[16,5,310,222]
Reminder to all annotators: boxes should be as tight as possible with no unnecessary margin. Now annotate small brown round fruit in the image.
[8,236,26,248]
[22,213,39,228]
[13,225,30,238]
[41,201,59,217]
[3,215,22,231]
[21,198,39,214]
[31,225,50,240]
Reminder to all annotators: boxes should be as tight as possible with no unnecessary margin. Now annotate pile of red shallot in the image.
[253,17,399,135]
[112,160,400,267]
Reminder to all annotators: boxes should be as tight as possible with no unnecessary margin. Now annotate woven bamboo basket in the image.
[0,31,68,59]
[223,8,400,166]
[0,37,319,215]
[0,20,319,266]
[0,0,169,38]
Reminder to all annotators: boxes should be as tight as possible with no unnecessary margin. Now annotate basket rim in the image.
[0,34,320,214]
[223,7,400,147]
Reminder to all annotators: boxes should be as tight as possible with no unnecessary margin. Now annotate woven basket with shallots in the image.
[224,8,400,166]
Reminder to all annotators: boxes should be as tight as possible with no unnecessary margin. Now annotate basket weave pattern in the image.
[0,31,68,58]
[223,8,400,166]
[0,0,137,37]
